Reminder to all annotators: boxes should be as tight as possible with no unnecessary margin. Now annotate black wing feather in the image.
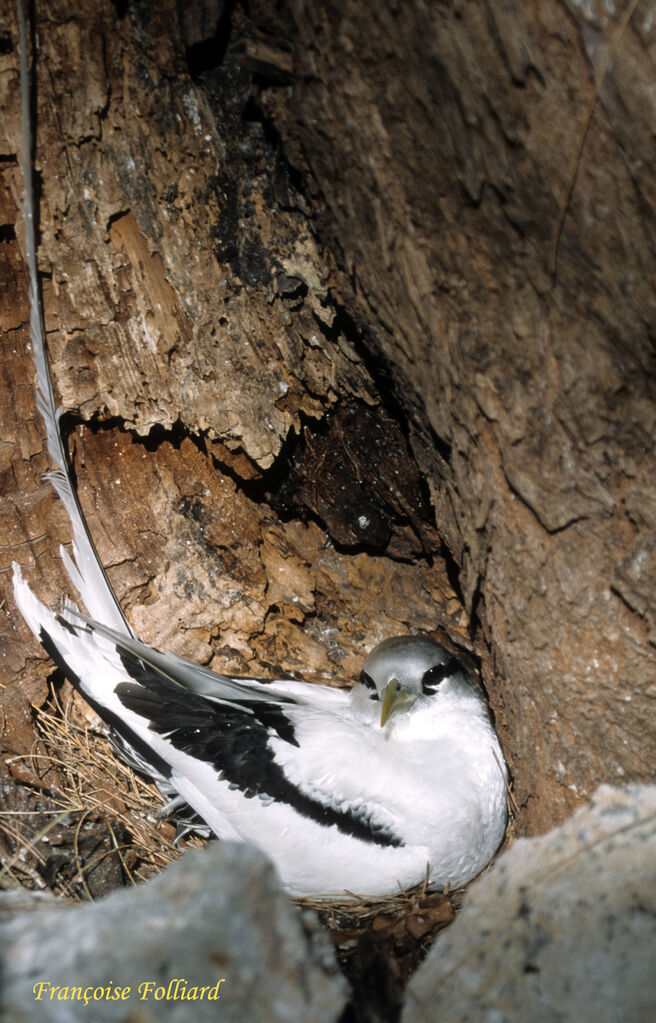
[116,650,404,849]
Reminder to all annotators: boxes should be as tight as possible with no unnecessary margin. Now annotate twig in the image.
[492,745,519,816]
[550,0,642,278]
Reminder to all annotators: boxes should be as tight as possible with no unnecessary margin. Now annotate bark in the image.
[250,0,656,831]
[0,0,654,860]
[0,0,459,800]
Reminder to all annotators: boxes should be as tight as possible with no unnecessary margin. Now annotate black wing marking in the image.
[116,649,404,849]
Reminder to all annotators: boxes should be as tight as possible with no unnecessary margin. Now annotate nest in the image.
[301,884,461,995]
[0,682,202,900]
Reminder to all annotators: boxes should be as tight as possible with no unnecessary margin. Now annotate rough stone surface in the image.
[0,841,347,1022]
[403,785,656,1023]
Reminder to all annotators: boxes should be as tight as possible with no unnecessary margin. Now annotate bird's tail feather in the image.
[12,562,177,792]
[15,0,132,637]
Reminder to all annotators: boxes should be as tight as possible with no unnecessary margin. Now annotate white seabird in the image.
[12,0,507,898]
[12,570,508,896]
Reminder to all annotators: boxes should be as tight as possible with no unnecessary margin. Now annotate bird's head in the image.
[353,635,476,728]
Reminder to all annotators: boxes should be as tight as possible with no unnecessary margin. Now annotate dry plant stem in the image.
[72,810,95,901]
[1,690,200,898]
[492,747,518,817]
[0,812,68,889]
[107,822,137,887]
[550,0,642,277]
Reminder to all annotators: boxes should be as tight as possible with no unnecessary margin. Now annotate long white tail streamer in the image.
[15,0,133,637]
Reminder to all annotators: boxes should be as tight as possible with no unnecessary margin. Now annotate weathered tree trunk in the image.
[1,0,654,866]
[249,0,656,832]
[0,0,459,833]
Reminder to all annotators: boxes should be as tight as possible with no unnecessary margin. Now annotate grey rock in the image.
[403,784,656,1023]
[0,891,62,922]
[0,841,347,1023]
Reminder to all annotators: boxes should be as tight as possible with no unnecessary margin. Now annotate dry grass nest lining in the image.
[0,683,204,900]
[0,681,469,971]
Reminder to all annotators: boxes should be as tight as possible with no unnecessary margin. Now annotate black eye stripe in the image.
[359,670,376,690]
[421,656,461,694]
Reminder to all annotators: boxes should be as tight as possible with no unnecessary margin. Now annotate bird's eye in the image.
[421,657,459,695]
[359,670,376,690]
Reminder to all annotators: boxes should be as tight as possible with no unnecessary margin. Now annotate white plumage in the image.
[12,572,507,896]
[12,0,508,899]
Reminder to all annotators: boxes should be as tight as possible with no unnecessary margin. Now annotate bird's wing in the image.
[14,565,400,852]
[113,649,405,852]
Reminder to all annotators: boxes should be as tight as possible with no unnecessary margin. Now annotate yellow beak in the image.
[380,679,404,727]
